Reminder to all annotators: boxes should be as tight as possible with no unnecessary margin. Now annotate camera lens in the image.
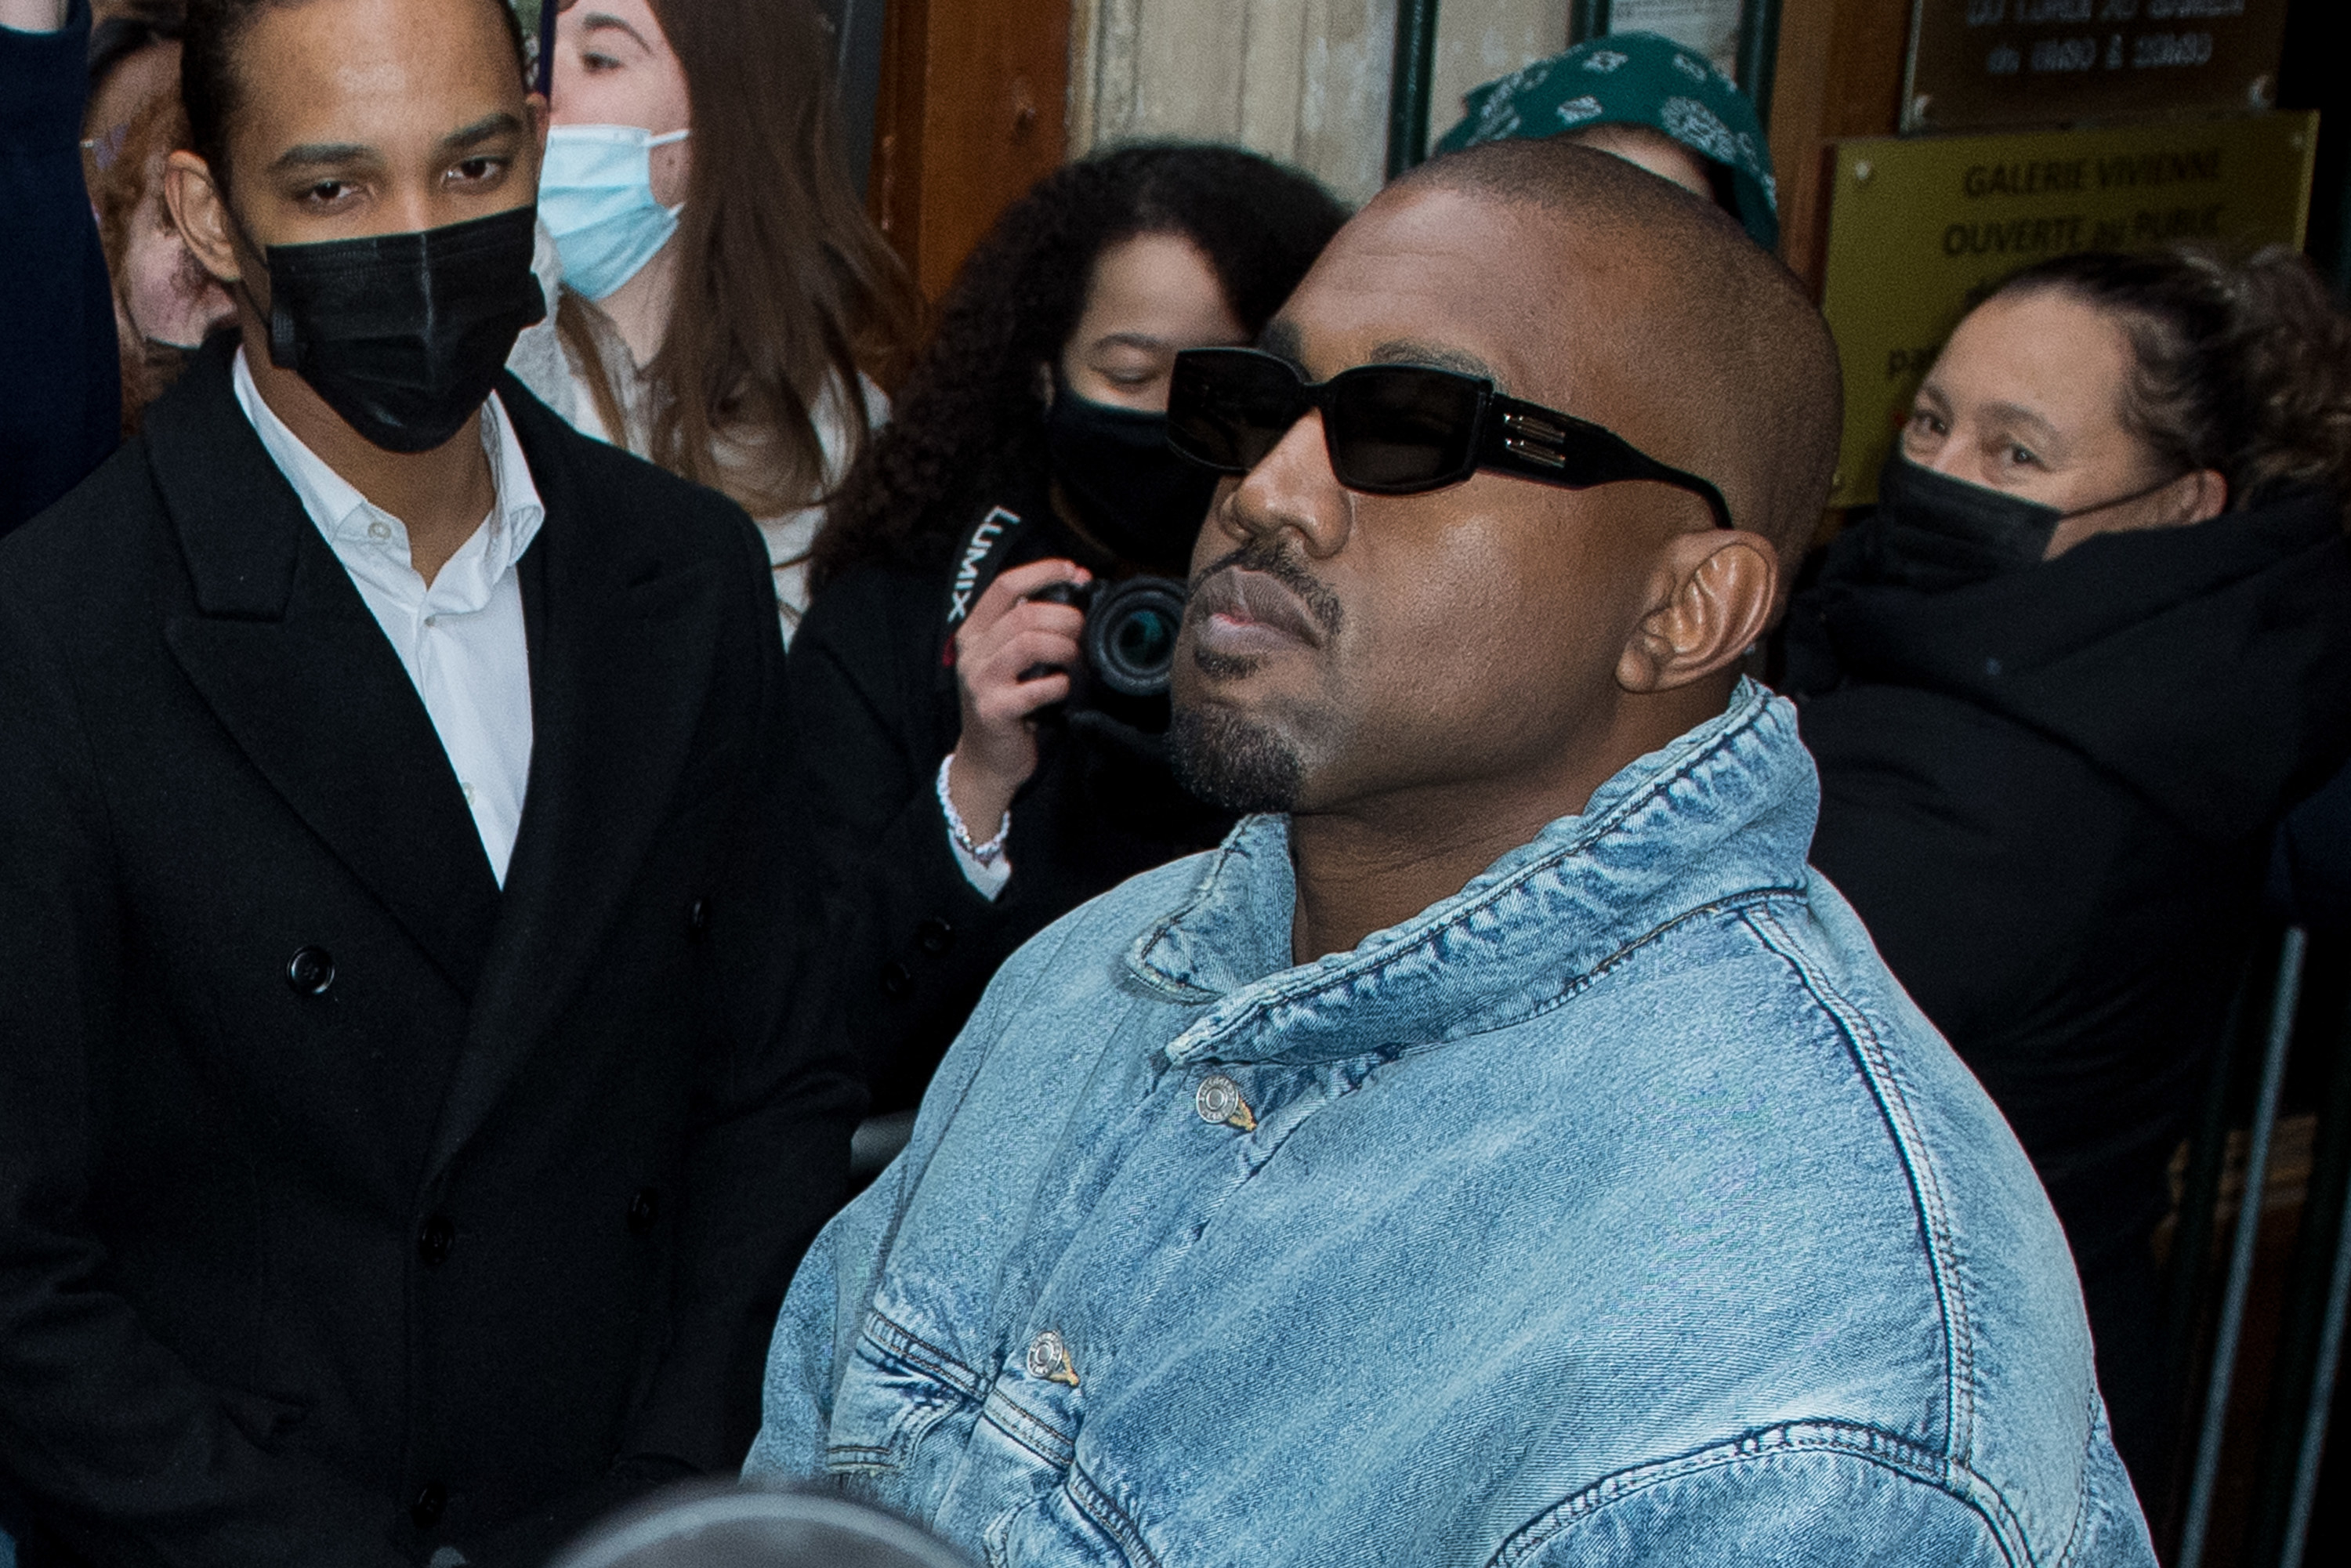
[1085,577,1188,698]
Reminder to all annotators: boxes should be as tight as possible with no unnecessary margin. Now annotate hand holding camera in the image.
[944,559,1093,837]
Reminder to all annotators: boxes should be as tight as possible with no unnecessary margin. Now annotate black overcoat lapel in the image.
[146,341,503,996]
[426,380,721,1175]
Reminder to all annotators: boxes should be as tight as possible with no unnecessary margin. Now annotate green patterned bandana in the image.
[1432,31,1778,251]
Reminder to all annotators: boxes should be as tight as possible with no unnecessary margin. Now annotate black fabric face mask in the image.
[250,205,546,454]
[1045,378,1222,578]
[1871,451,2193,592]
[1868,451,2066,592]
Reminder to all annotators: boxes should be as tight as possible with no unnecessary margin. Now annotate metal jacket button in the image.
[1025,1330,1078,1386]
[410,1480,447,1529]
[1194,1074,1256,1132]
[417,1215,454,1267]
[285,946,335,995]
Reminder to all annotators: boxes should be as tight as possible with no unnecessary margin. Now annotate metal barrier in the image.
[2248,962,2351,1567]
[2179,929,2307,1568]
[2166,925,2349,1567]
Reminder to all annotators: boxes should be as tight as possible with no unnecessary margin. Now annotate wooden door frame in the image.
[867,0,1072,299]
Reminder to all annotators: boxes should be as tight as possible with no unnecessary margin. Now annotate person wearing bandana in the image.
[1431,29,1777,251]
[0,0,861,1563]
[788,147,1347,1124]
[1780,245,2351,1501]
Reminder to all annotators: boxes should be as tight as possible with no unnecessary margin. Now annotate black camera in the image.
[1027,575,1188,701]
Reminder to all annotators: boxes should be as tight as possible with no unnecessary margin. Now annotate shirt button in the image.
[368,519,392,541]
[1025,1329,1078,1385]
[1195,1074,1257,1132]
[626,1187,660,1236]
[423,614,440,628]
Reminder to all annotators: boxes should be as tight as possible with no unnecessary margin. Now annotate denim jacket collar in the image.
[1127,678,1818,1066]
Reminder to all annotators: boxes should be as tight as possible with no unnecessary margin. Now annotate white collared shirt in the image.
[231,347,542,885]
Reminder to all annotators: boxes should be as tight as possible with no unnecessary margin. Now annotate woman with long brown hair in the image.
[520,0,919,641]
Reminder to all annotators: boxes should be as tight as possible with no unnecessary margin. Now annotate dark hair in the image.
[182,0,527,192]
[1995,245,2351,520]
[87,1,184,109]
[559,0,922,523]
[811,143,1350,588]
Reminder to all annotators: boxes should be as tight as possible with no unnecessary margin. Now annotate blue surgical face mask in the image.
[538,123,690,301]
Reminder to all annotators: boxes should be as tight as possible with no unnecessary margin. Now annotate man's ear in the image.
[526,91,550,157]
[164,151,244,288]
[1615,530,1780,695]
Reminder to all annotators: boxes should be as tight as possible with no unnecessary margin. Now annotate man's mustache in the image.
[1187,538,1345,640]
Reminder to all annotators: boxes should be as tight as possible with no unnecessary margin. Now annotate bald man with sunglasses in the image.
[747,141,2156,1567]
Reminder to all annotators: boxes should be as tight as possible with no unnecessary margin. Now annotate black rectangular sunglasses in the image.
[1166,346,1733,531]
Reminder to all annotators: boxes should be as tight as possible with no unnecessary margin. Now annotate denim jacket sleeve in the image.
[1500,1423,2151,1568]
[746,918,1071,1482]
[1502,1446,2008,1567]
[747,1120,915,1480]
[746,1215,849,1476]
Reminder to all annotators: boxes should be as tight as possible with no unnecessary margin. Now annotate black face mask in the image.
[1869,451,2064,591]
[1869,451,2188,592]
[1045,379,1222,578]
[245,206,546,454]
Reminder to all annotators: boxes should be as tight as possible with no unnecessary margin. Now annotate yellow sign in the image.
[1819,113,2315,507]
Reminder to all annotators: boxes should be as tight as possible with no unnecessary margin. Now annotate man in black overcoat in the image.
[0,0,860,1563]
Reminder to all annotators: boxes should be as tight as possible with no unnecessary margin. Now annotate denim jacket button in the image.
[1025,1330,1077,1385]
[1194,1074,1256,1131]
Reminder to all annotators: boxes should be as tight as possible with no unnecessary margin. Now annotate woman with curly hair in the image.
[792,143,1347,1116]
[1780,244,2351,1501]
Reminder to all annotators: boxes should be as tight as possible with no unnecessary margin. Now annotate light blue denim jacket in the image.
[750,680,2155,1566]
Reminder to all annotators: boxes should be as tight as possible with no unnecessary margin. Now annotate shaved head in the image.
[1396,139,1842,567]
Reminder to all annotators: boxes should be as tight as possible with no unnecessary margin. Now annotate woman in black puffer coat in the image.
[1781,245,2351,1501]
